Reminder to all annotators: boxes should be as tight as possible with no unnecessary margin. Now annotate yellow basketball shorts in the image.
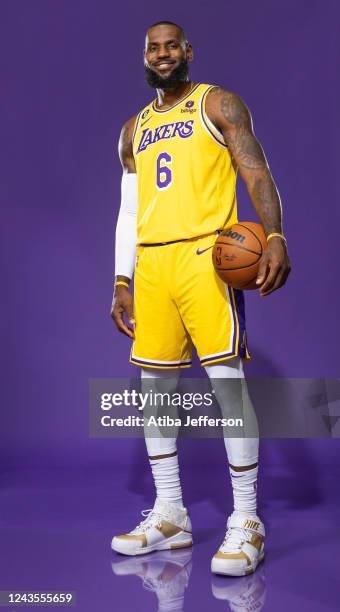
[130,233,250,369]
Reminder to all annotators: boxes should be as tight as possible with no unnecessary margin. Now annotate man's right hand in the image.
[111,286,134,339]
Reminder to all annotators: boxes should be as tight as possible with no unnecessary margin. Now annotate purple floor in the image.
[0,462,339,611]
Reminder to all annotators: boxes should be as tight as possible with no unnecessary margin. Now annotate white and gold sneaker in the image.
[111,498,193,556]
[211,513,265,577]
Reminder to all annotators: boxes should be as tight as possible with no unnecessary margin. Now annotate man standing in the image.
[111,21,290,576]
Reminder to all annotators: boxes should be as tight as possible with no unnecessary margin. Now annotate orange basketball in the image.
[212,222,267,290]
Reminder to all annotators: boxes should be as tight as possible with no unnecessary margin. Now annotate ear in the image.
[186,43,194,62]
[143,48,148,66]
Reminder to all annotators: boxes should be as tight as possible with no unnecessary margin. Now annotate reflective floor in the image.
[0,465,339,611]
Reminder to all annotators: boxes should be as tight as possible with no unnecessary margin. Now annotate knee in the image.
[204,358,244,380]
[141,367,180,406]
[141,367,180,380]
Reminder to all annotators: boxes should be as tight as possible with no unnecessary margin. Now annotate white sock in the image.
[229,465,258,516]
[141,367,183,508]
[149,453,184,507]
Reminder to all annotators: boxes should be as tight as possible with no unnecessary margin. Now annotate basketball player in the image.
[110,21,291,576]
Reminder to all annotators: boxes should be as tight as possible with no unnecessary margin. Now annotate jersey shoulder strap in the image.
[132,100,154,148]
[199,84,226,147]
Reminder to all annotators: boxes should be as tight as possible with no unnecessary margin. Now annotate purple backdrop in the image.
[1,0,339,470]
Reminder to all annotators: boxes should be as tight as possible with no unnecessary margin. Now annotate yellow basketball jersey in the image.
[132,83,238,244]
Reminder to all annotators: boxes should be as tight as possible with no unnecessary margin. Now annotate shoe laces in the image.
[222,526,249,552]
[133,508,163,533]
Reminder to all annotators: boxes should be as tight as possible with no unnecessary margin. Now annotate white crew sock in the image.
[141,367,184,508]
[149,453,184,507]
[229,465,258,516]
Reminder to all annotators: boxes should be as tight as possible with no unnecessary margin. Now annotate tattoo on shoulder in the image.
[220,91,266,171]
[121,122,133,157]
[221,91,249,127]
[119,118,135,170]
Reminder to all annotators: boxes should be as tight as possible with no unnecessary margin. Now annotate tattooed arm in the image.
[206,88,291,296]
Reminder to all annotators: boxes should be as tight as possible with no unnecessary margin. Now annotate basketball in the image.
[212,222,267,290]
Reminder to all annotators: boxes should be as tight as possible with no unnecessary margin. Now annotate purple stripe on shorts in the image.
[232,288,247,358]
[131,356,192,368]
[200,286,247,364]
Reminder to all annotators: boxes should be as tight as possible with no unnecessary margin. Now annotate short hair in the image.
[147,21,187,44]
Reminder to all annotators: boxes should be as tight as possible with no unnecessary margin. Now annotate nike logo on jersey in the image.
[141,116,152,127]
[196,245,214,255]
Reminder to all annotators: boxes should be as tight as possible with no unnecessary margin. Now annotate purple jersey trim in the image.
[151,83,201,113]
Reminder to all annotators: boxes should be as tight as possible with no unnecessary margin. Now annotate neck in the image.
[156,80,193,108]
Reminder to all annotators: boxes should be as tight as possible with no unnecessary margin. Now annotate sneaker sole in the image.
[211,550,265,577]
[112,532,193,556]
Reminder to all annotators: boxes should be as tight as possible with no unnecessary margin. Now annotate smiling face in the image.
[144,23,193,89]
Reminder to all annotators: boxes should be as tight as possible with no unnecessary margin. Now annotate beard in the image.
[144,58,189,89]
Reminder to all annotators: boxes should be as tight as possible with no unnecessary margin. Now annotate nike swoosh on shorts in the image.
[196,246,214,255]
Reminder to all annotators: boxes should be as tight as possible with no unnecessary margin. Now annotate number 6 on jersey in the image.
[156,152,172,190]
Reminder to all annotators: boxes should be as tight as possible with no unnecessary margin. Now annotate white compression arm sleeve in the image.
[114,173,138,279]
